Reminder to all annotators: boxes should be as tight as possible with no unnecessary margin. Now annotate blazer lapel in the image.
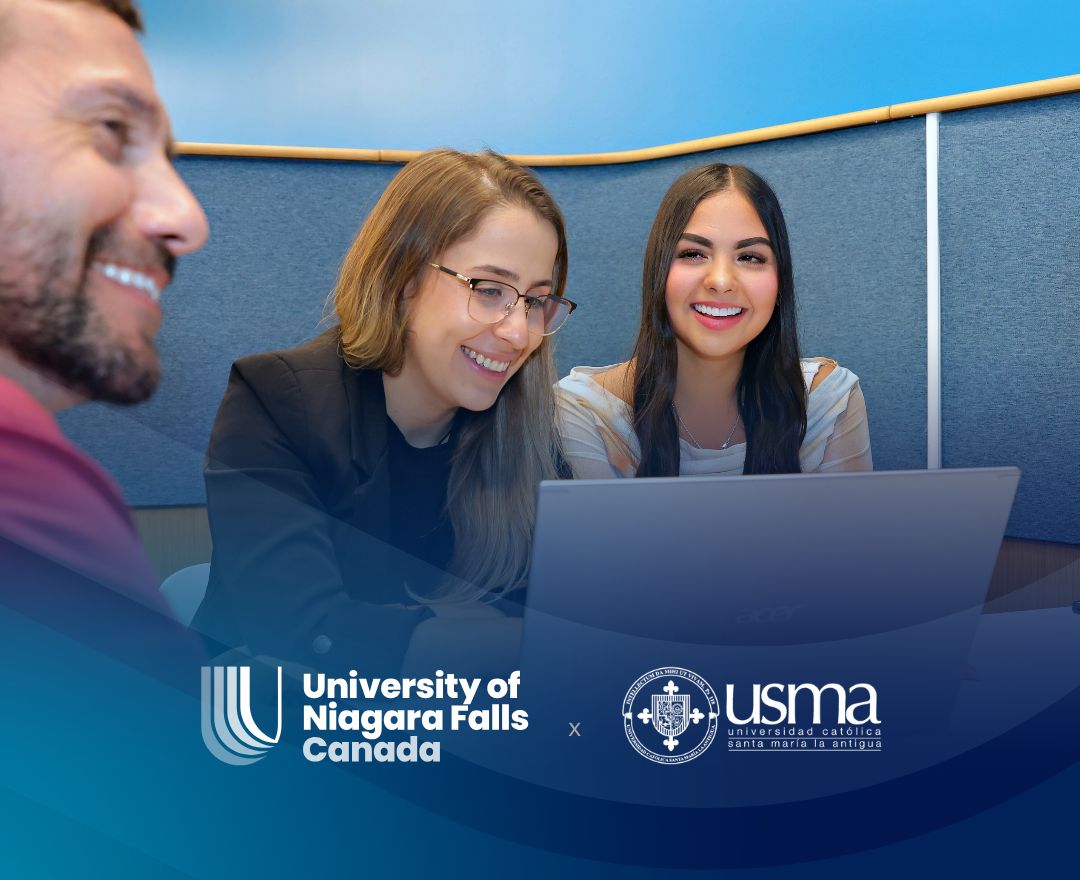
[343,365,392,542]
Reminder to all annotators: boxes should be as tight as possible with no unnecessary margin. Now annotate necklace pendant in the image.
[672,400,739,452]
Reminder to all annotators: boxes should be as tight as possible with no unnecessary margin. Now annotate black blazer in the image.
[194,329,435,669]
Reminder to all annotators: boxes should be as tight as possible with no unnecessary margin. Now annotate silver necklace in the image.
[672,401,740,450]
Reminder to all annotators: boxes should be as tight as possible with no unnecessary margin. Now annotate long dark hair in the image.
[631,163,805,476]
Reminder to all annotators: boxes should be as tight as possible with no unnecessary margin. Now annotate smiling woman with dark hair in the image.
[556,162,871,479]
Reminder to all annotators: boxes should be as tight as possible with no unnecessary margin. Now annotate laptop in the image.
[495,467,1021,807]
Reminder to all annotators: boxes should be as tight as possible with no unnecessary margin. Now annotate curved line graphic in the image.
[212,667,269,758]
[343,683,1080,868]
[224,666,275,751]
[239,665,282,745]
[199,667,262,766]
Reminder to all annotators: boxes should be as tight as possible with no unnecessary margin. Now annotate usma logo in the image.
[201,665,282,765]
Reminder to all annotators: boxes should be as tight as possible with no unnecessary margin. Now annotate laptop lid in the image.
[526,467,1020,645]
[503,467,1019,807]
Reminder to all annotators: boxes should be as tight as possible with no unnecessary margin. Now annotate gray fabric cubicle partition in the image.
[940,92,1080,544]
[58,119,928,507]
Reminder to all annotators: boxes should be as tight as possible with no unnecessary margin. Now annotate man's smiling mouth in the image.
[92,261,162,303]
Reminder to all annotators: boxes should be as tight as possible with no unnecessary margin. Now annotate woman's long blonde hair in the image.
[334,149,568,598]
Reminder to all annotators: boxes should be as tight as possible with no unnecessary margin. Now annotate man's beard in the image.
[0,216,172,405]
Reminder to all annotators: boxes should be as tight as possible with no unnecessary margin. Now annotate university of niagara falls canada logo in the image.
[201,666,282,765]
[623,667,719,764]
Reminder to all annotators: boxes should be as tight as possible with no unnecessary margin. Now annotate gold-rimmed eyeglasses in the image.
[429,263,577,336]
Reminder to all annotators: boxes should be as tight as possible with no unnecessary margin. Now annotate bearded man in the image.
[0,0,208,602]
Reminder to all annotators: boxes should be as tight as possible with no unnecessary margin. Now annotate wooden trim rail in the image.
[176,73,1080,167]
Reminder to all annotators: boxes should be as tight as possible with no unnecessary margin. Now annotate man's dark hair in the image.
[0,2,143,56]
[55,0,144,31]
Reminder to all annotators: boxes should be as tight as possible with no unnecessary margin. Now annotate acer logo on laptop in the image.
[735,605,803,624]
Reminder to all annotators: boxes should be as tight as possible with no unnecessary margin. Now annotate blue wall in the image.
[141,0,1080,154]
[939,92,1080,544]
[57,120,928,508]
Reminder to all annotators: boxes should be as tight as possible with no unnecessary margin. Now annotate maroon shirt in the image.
[0,374,161,606]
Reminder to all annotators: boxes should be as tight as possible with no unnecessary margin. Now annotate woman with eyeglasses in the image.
[556,162,870,479]
[195,149,576,670]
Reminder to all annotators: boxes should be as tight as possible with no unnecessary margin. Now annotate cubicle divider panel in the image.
[59,118,927,507]
[940,92,1080,544]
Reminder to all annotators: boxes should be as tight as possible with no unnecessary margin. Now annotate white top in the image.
[555,358,873,479]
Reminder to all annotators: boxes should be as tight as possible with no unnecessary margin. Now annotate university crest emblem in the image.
[622,667,718,764]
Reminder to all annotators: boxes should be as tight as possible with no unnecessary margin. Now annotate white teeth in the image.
[693,304,743,318]
[461,347,510,373]
[93,261,161,303]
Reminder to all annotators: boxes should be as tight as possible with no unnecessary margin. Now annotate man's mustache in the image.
[85,225,176,285]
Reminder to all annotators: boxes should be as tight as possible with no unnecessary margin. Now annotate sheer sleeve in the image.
[554,387,629,479]
[815,382,873,472]
[557,380,648,479]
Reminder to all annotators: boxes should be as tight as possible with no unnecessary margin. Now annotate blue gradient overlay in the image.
[2,550,1078,877]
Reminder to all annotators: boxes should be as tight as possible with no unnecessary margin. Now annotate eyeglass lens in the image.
[468,281,571,334]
